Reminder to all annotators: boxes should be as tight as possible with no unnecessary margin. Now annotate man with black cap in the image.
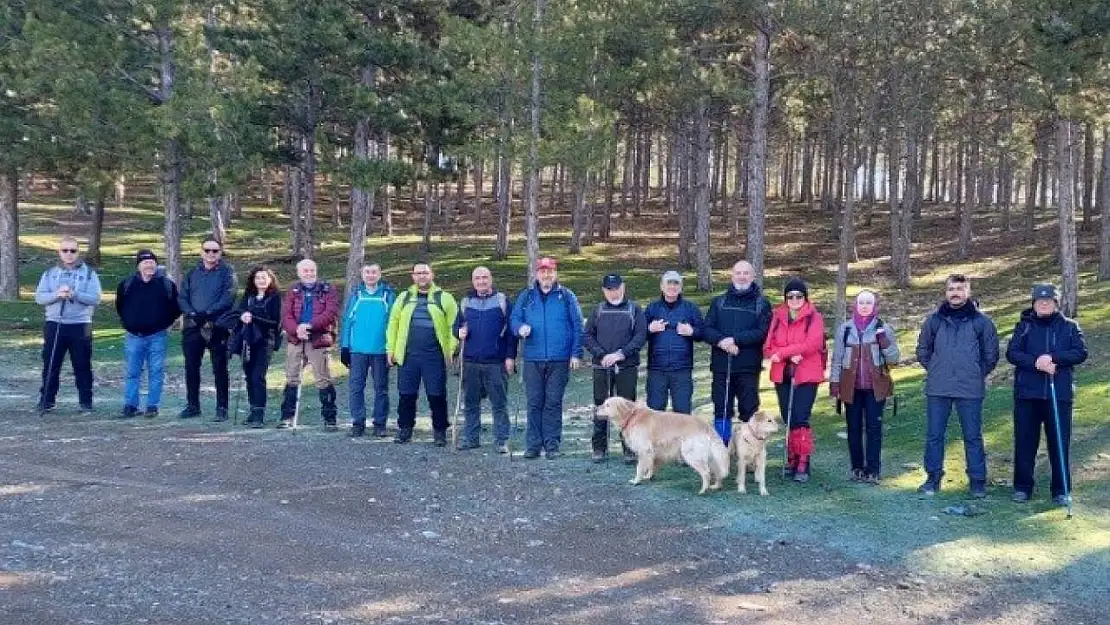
[1005,283,1088,506]
[178,236,238,420]
[643,270,703,414]
[702,260,772,445]
[585,272,648,463]
[115,250,181,418]
[915,274,999,497]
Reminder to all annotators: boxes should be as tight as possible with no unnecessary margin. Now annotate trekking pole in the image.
[1048,375,1073,519]
[782,366,797,479]
[452,338,466,452]
[40,300,66,416]
[231,342,247,426]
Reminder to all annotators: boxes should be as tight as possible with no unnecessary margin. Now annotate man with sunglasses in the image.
[34,236,102,413]
[178,236,238,420]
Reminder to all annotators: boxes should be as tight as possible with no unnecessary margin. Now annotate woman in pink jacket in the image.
[763,278,827,482]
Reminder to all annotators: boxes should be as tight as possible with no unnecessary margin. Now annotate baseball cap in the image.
[536,257,557,271]
[135,249,158,265]
[1031,284,1059,302]
[661,270,683,284]
[602,273,623,289]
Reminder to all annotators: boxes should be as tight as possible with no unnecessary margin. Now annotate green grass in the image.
[3,195,1108,588]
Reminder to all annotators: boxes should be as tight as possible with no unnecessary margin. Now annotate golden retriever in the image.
[595,397,730,495]
[730,411,780,496]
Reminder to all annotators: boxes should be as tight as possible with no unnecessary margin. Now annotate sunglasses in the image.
[202,248,222,254]
[59,248,78,254]
[785,294,805,301]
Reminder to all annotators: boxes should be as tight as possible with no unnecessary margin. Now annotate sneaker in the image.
[545,450,560,460]
[863,473,881,485]
[178,405,202,419]
[970,479,987,499]
[78,402,94,412]
[276,419,292,429]
[591,450,607,464]
[917,472,943,496]
[522,449,541,459]
[433,431,448,447]
[1012,491,1030,503]
[793,471,810,483]
[495,442,509,455]
[349,425,366,438]
[119,405,138,419]
[324,423,339,432]
[35,400,55,413]
[249,420,265,429]
[849,469,865,482]
[394,428,413,444]
[211,407,229,423]
[1052,494,1070,507]
[372,424,388,438]
[457,440,480,451]
[143,407,159,418]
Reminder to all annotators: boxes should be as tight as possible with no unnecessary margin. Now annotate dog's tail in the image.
[710,436,730,480]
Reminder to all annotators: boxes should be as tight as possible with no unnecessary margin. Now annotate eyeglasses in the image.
[203,248,221,254]
[785,294,805,301]
[59,248,78,254]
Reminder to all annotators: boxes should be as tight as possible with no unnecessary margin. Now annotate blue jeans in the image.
[349,353,390,427]
[124,331,168,409]
[462,361,509,445]
[523,360,569,453]
[924,395,987,480]
[845,389,886,476]
[645,369,693,413]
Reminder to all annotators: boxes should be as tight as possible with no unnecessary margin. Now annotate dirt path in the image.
[1,409,1101,625]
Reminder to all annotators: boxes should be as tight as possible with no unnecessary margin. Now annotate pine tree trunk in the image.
[1055,119,1078,315]
[568,169,587,254]
[694,97,713,292]
[956,140,971,259]
[746,17,771,283]
[1082,121,1096,230]
[87,191,107,267]
[381,133,394,238]
[421,181,434,256]
[263,167,274,206]
[473,159,484,222]
[886,129,903,284]
[209,195,228,245]
[583,172,596,247]
[1099,127,1110,280]
[524,0,545,282]
[676,117,693,269]
[1025,134,1042,240]
[348,68,377,296]
[0,168,19,300]
[601,121,617,240]
[800,126,814,205]
[330,175,343,228]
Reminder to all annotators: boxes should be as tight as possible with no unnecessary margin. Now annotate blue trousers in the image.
[123,331,168,409]
[349,353,390,427]
[645,369,693,413]
[462,361,509,445]
[924,395,987,481]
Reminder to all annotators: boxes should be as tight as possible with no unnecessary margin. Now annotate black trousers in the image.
[1013,398,1072,498]
[711,371,760,423]
[183,326,230,409]
[241,341,272,409]
[592,366,637,453]
[40,322,93,406]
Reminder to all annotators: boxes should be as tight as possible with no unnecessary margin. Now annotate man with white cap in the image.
[1005,283,1087,506]
[643,270,703,414]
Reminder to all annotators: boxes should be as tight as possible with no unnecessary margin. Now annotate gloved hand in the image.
[829,382,840,399]
[340,347,351,368]
[875,327,891,349]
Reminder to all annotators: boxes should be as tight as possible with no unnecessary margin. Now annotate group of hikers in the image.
[36,235,1087,504]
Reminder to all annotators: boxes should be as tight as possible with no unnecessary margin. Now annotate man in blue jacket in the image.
[915,274,1000,497]
[644,270,704,414]
[454,266,518,453]
[1006,284,1087,506]
[340,263,395,438]
[34,236,103,413]
[510,256,583,460]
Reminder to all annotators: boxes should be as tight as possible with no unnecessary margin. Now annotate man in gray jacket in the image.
[177,236,238,421]
[915,274,999,497]
[34,236,102,413]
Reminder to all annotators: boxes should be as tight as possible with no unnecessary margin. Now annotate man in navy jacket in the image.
[1006,284,1087,506]
[454,266,518,453]
[644,271,704,414]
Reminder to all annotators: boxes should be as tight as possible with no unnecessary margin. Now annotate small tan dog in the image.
[595,397,730,495]
[730,411,781,496]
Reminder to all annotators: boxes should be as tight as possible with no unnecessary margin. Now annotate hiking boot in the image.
[863,473,880,485]
[1012,491,1030,503]
[495,442,509,455]
[246,407,264,427]
[78,402,94,412]
[1052,494,1070,507]
[793,470,811,483]
[394,427,413,444]
[349,424,366,438]
[178,405,202,419]
[120,405,138,419]
[319,386,338,426]
[457,440,480,451]
[276,418,292,429]
[35,400,55,414]
[545,450,561,460]
[433,431,448,447]
[849,468,865,482]
[794,455,811,482]
[212,407,229,423]
[372,424,388,438]
[523,449,541,459]
[970,479,987,499]
[143,407,159,418]
[918,472,943,496]
[591,450,607,464]
[323,422,339,433]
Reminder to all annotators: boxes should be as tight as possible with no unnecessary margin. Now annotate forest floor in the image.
[1,195,1108,624]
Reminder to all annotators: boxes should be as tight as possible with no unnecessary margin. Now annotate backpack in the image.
[460,291,509,337]
[521,285,578,325]
[399,288,446,315]
[770,310,828,370]
[123,273,174,300]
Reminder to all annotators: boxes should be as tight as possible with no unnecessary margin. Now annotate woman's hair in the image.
[244,264,280,298]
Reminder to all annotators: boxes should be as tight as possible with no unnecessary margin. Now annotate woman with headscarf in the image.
[763,277,827,483]
[829,290,900,483]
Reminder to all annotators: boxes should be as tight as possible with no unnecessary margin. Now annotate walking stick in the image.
[1048,375,1073,519]
[41,301,66,416]
[782,366,797,479]
[452,338,466,452]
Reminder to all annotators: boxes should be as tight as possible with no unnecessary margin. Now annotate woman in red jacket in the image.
[763,277,827,482]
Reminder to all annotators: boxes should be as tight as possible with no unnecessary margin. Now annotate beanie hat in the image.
[1031,284,1059,303]
[136,249,158,265]
[783,277,808,299]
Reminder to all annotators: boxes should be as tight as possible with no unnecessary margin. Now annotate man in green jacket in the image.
[386,262,459,446]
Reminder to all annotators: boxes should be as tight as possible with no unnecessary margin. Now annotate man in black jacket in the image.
[177,236,238,421]
[585,273,647,463]
[1005,284,1087,506]
[116,250,181,418]
[915,274,999,497]
[701,261,772,445]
